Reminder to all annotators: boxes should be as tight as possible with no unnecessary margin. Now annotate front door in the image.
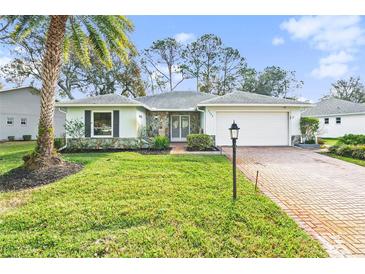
[170,115,190,142]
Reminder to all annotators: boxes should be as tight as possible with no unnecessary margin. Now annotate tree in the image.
[328,77,365,103]
[214,47,246,95]
[0,26,144,99]
[1,15,135,169]
[141,38,186,92]
[180,40,205,91]
[197,34,222,94]
[238,67,257,92]
[238,66,303,98]
[300,117,319,143]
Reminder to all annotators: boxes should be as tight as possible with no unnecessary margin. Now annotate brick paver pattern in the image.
[223,146,365,257]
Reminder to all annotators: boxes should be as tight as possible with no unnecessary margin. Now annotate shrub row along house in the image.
[56,91,310,149]
[0,87,65,141]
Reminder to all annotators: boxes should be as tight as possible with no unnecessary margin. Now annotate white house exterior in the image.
[0,87,66,141]
[302,98,365,138]
[56,91,310,148]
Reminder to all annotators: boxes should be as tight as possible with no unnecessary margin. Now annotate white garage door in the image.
[216,112,289,146]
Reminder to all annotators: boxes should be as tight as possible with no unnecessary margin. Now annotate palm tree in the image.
[2,16,135,170]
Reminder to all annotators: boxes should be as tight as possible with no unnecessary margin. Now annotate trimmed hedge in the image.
[187,134,213,151]
[338,134,365,145]
[329,144,365,160]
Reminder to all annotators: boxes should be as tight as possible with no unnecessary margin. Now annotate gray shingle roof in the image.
[135,91,217,110]
[302,97,365,116]
[57,94,142,106]
[198,91,309,105]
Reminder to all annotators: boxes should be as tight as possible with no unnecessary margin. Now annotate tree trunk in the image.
[24,15,68,170]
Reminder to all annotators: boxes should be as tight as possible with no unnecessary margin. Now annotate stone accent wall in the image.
[146,111,201,139]
[67,137,150,150]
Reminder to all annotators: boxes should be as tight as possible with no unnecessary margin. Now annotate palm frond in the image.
[63,35,71,63]
[11,16,46,41]
[70,19,91,67]
[81,18,112,69]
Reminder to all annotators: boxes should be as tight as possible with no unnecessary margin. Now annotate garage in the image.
[215,111,289,146]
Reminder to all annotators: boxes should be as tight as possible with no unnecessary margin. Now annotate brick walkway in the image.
[222,146,365,257]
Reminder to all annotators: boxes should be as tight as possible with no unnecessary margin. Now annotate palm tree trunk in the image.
[25,15,68,170]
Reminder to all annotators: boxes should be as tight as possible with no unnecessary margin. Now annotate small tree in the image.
[300,117,319,143]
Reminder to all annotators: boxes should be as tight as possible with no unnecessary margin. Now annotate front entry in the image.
[170,115,190,142]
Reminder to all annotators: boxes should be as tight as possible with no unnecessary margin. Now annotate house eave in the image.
[197,103,312,108]
[303,112,365,118]
[55,103,144,107]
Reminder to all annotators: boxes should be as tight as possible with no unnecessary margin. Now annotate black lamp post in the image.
[229,121,240,200]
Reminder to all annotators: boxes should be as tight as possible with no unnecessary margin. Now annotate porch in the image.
[146,111,203,142]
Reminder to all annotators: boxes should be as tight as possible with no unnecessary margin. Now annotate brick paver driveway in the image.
[223,146,365,257]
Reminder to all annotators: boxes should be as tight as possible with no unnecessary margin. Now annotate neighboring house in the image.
[302,97,365,138]
[0,87,66,141]
[56,91,310,148]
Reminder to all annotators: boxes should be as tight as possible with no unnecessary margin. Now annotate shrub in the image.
[351,146,365,160]
[7,136,15,141]
[304,139,315,144]
[336,145,353,157]
[22,135,32,141]
[300,117,319,143]
[54,138,65,150]
[152,136,170,150]
[187,134,213,151]
[338,134,365,145]
[328,145,339,154]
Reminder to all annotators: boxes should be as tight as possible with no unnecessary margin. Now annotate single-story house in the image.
[56,91,310,148]
[0,86,66,141]
[302,97,365,138]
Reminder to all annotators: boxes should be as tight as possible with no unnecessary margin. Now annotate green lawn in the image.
[321,138,339,146]
[322,152,365,167]
[0,142,327,258]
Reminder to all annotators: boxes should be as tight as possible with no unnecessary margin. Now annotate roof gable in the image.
[302,97,365,116]
[135,91,216,110]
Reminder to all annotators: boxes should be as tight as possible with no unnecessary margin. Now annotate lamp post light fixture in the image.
[229,121,240,200]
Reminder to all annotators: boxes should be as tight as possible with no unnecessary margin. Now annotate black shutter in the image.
[113,110,119,137]
[85,110,91,137]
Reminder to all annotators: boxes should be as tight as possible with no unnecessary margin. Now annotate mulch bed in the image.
[61,148,172,155]
[186,146,220,152]
[0,162,83,192]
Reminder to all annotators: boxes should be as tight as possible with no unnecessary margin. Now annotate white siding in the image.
[205,106,304,146]
[317,114,365,138]
[136,107,147,136]
[65,106,142,138]
[0,88,65,140]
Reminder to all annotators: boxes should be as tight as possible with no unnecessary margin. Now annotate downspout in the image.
[196,106,205,134]
[57,107,68,151]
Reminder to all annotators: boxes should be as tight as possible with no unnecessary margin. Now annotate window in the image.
[324,118,329,124]
[21,118,27,126]
[336,117,341,124]
[7,117,14,125]
[93,112,112,136]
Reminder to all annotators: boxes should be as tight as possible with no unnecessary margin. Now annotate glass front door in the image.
[170,115,190,141]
